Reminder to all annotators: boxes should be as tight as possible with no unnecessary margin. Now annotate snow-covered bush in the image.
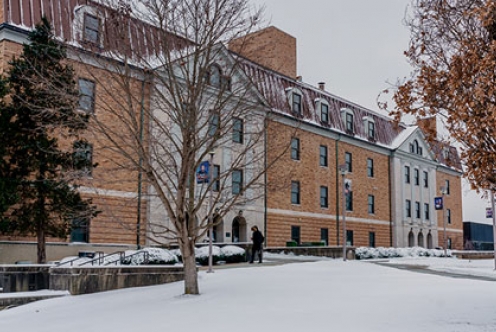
[355,247,452,260]
[121,248,178,265]
[196,245,222,265]
[220,245,246,263]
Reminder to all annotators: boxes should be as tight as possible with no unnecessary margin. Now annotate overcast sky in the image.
[250,0,491,223]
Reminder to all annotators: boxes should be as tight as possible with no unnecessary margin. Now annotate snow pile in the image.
[219,245,245,256]
[169,245,246,265]
[355,247,452,260]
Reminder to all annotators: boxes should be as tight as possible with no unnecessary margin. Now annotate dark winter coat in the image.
[252,230,264,250]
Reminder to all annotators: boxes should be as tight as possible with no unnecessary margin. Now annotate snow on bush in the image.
[355,247,452,260]
[121,248,178,265]
[220,245,246,263]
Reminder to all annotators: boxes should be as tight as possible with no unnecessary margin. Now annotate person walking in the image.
[250,225,264,263]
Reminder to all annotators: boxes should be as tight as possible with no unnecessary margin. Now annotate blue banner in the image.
[434,197,443,210]
[196,161,210,184]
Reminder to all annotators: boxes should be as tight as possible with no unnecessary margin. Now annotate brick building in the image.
[0,2,464,262]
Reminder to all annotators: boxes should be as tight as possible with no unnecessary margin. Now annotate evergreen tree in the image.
[0,17,98,263]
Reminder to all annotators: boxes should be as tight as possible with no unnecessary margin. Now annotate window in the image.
[404,165,410,184]
[213,165,220,192]
[320,228,329,245]
[423,171,429,188]
[232,118,243,144]
[368,195,375,214]
[320,103,329,123]
[319,145,328,167]
[78,78,95,113]
[410,140,422,155]
[447,237,452,249]
[415,201,421,219]
[447,209,451,224]
[346,191,353,211]
[291,226,301,245]
[369,232,376,248]
[445,180,450,195]
[291,138,300,160]
[292,92,302,115]
[73,141,93,176]
[320,186,328,208]
[424,203,430,220]
[291,181,300,205]
[232,169,243,195]
[345,112,354,132]
[367,158,374,177]
[405,199,411,218]
[70,217,89,243]
[346,230,354,246]
[367,120,375,140]
[345,152,352,173]
[414,169,419,186]
[83,13,100,44]
[208,112,220,137]
[208,65,221,88]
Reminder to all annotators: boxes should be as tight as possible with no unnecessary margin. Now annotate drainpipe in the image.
[263,117,268,246]
[335,135,341,246]
[388,153,393,247]
[136,71,148,249]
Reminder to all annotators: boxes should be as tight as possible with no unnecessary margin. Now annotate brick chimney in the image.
[229,26,297,79]
[417,116,437,140]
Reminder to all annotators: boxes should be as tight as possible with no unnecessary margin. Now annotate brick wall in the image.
[229,26,297,78]
[436,171,464,250]
[266,120,391,247]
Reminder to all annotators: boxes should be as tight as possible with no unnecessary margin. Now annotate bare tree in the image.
[71,0,290,294]
[387,0,496,191]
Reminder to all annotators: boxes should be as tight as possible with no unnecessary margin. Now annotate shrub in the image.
[220,245,246,263]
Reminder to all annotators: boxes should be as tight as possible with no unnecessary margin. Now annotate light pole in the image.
[339,164,348,261]
[491,189,496,270]
[207,150,215,273]
[440,186,447,257]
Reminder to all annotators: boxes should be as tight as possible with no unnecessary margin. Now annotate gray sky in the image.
[251,0,490,223]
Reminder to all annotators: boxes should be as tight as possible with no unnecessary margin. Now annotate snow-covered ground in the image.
[1,255,496,332]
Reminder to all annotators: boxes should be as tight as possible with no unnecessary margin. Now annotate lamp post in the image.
[440,186,447,257]
[339,164,348,261]
[207,150,215,273]
[491,189,496,270]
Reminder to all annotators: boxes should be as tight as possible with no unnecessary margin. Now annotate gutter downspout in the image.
[136,71,148,249]
[335,135,341,246]
[264,116,268,246]
[388,153,393,247]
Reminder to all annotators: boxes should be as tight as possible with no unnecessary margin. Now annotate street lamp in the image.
[339,164,348,261]
[440,186,447,257]
[207,150,215,273]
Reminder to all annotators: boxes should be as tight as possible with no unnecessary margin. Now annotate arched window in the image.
[408,230,415,247]
[208,64,222,88]
[427,232,433,249]
[418,232,424,248]
[287,88,304,116]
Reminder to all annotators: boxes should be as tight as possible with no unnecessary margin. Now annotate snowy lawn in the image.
[1,257,496,332]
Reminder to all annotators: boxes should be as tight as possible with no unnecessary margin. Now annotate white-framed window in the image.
[232,117,243,144]
[368,195,375,214]
[320,186,328,208]
[367,158,374,177]
[291,181,300,205]
[74,6,104,47]
[405,199,411,218]
[340,108,354,133]
[409,139,423,156]
[232,169,243,195]
[288,88,303,115]
[83,13,100,44]
[363,116,376,140]
[291,137,300,160]
[316,99,330,123]
[73,140,93,177]
[319,145,328,167]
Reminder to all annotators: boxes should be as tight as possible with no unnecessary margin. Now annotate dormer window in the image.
[316,99,329,123]
[292,92,302,115]
[341,108,354,134]
[443,146,450,160]
[363,116,375,140]
[83,13,100,44]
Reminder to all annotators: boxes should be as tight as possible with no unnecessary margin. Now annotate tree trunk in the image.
[181,239,199,295]
[37,224,46,264]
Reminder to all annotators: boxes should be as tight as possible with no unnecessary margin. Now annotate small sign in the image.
[196,161,210,184]
[434,197,443,210]
[486,207,493,219]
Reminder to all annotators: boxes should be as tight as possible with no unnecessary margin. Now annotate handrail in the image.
[78,251,124,266]
[55,250,150,267]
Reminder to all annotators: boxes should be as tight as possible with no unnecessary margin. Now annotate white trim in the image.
[79,186,143,199]
[267,208,390,226]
